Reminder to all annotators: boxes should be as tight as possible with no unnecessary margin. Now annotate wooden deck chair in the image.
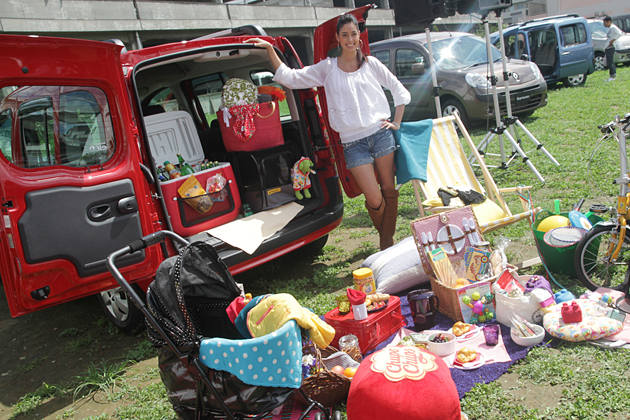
[408,113,538,233]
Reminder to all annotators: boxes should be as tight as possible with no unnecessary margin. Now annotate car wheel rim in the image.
[100,288,130,323]
[594,56,605,71]
[443,105,459,116]
[567,74,585,85]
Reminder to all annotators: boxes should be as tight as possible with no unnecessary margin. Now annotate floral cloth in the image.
[291,157,313,191]
[221,78,260,142]
[543,299,623,342]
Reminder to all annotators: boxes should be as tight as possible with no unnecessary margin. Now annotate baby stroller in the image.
[106,230,336,420]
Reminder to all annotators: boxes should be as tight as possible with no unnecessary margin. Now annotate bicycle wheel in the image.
[574,224,630,291]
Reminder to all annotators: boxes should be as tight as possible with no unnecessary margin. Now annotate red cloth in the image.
[347,346,461,420]
[226,296,248,324]
[346,288,366,305]
[561,301,583,323]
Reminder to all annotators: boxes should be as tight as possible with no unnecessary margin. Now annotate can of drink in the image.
[353,267,376,295]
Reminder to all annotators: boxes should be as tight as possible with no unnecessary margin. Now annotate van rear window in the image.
[0,86,116,168]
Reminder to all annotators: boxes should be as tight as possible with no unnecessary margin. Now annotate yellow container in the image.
[353,267,376,295]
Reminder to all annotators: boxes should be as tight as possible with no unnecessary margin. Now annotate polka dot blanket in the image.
[199,319,303,388]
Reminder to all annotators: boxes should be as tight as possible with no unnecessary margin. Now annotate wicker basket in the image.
[297,342,351,408]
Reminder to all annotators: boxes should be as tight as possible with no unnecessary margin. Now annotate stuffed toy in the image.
[291,157,316,200]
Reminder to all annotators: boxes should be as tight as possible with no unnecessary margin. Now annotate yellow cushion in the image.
[471,199,509,225]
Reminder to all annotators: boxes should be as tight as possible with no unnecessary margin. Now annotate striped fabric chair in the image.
[408,113,538,233]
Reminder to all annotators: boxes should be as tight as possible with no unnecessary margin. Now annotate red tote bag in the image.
[218,100,285,153]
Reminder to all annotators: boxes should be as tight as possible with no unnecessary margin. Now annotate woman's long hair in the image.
[337,14,368,68]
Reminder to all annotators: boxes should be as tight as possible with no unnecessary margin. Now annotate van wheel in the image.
[594,52,606,71]
[96,285,145,334]
[299,234,329,256]
[562,74,586,87]
[441,99,470,128]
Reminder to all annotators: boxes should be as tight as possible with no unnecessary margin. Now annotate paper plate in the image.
[568,210,593,231]
[452,351,486,370]
[436,225,466,255]
[448,325,481,342]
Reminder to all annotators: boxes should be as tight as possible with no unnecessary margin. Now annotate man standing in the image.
[603,15,623,82]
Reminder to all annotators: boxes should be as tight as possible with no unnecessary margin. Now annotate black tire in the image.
[562,73,587,87]
[574,224,630,291]
[298,234,329,255]
[441,99,470,128]
[96,284,145,334]
[594,52,606,71]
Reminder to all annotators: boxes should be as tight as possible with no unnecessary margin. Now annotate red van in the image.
[0,6,372,331]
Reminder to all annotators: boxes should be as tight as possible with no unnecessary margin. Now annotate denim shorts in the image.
[342,128,397,169]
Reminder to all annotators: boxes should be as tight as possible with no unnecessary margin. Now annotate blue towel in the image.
[393,119,433,184]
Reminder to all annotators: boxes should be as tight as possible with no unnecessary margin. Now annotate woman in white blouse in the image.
[247,14,410,250]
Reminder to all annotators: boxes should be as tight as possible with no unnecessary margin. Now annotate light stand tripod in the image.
[470,12,559,183]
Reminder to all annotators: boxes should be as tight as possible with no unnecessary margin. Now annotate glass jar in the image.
[338,334,362,362]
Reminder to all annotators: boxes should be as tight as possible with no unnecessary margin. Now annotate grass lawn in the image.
[8,66,630,420]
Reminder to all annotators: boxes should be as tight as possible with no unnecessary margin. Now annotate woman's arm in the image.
[246,37,329,89]
[246,38,283,70]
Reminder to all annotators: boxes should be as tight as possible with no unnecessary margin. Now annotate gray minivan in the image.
[492,14,595,87]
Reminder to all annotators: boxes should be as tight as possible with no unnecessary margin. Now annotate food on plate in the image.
[366,293,390,302]
[452,321,472,337]
[331,365,345,375]
[456,347,477,363]
[343,367,357,378]
[429,333,451,343]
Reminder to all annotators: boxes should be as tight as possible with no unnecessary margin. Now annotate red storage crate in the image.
[160,163,241,237]
[324,295,406,354]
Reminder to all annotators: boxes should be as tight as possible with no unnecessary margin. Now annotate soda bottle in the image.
[177,153,194,175]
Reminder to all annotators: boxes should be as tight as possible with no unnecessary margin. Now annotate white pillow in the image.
[360,236,431,294]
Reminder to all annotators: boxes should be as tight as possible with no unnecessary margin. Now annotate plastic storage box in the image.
[324,295,405,354]
[160,163,241,237]
[144,111,205,170]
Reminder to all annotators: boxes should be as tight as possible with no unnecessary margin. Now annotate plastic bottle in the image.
[164,161,181,179]
[157,165,168,181]
[177,153,194,175]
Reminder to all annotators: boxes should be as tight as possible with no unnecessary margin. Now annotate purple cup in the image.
[483,324,500,346]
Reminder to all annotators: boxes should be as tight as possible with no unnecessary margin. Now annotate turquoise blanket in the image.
[393,119,433,184]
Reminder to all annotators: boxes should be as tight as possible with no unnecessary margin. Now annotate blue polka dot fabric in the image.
[199,319,303,389]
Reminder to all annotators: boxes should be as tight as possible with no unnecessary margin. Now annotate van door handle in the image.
[118,197,138,214]
[561,52,570,55]
[88,204,112,222]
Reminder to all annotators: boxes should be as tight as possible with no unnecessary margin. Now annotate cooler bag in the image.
[231,142,300,213]
[218,78,284,153]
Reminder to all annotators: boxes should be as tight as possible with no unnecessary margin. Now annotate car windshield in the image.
[588,21,608,38]
[426,36,502,70]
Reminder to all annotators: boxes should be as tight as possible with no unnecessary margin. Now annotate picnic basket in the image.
[297,342,351,408]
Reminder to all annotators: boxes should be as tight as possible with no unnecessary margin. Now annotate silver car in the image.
[370,32,548,127]
[587,19,630,71]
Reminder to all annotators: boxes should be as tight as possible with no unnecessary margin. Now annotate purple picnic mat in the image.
[366,294,547,399]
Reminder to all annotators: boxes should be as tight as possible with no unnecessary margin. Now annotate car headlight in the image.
[466,73,491,88]
[529,62,542,80]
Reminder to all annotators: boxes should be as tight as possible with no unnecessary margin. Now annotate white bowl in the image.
[510,324,545,347]
[427,332,456,356]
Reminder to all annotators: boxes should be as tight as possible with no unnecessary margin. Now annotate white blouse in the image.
[273,57,411,143]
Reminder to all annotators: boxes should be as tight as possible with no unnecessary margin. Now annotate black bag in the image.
[146,241,293,417]
[231,142,300,213]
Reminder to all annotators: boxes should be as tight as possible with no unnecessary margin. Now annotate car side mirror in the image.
[411,63,426,75]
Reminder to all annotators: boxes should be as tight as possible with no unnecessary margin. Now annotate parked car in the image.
[588,18,630,71]
[612,14,630,33]
[370,32,548,127]
[493,14,595,87]
[0,6,374,331]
